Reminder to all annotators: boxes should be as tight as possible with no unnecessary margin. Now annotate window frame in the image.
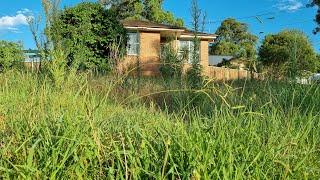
[127,32,140,56]
[178,40,200,64]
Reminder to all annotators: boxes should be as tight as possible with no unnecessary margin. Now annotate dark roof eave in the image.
[122,19,217,38]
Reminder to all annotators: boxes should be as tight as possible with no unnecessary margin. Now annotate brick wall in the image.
[139,32,161,76]
[122,31,161,76]
[200,40,209,68]
[121,32,265,81]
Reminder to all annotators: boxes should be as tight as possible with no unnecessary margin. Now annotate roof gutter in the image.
[180,34,217,40]
[125,26,185,32]
[125,26,217,41]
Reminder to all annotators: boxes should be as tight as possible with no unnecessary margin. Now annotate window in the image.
[178,40,199,63]
[127,32,140,55]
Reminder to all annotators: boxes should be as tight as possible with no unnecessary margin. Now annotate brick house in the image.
[120,20,217,76]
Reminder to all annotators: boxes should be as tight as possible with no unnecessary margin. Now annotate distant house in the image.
[24,50,40,69]
[24,50,40,63]
[120,20,217,76]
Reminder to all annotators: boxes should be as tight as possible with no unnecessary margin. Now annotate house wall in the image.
[200,40,209,75]
[121,31,161,76]
[140,32,161,76]
[121,32,212,77]
[181,40,210,75]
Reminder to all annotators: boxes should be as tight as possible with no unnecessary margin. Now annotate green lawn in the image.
[0,71,319,179]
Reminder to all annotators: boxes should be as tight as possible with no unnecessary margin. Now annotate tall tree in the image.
[100,0,143,20]
[259,30,317,78]
[52,2,128,72]
[186,0,204,89]
[210,18,258,59]
[101,0,184,26]
[309,0,320,33]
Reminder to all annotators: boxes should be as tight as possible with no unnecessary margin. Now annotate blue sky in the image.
[1,0,320,51]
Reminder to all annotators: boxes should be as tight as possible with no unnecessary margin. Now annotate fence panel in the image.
[204,66,263,81]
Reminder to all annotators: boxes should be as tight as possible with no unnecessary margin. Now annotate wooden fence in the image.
[24,62,40,70]
[203,66,264,81]
[23,62,264,81]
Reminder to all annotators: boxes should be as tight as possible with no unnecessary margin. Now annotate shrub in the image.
[52,2,127,73]
[159,44,183,81]
[186,39,203,89]
[259,30,317,79]
[0,41,23,72]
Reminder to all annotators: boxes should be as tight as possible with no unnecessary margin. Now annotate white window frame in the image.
[178,40,199,64]
[127,32,140,56]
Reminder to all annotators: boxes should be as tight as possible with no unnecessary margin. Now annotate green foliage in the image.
[186,39,203,89]
[106,0,184,27]
[316,54,320,72]
[186,64,203,88]
[28,0,71,87]
[52,2,127,72]
[259,30,317,78]
[309,0,320,33]
[211,41,239,56]
[186,0,204,89]
[1,71,320,179]
[0,41,23,72]
[210,18,258,59]
[159,44,183,80]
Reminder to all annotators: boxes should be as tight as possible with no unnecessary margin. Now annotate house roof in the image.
[121,19,217,40]
[121,19,183,30]
[182,29,216,37]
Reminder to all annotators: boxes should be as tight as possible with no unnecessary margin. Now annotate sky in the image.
[1,0,320,51]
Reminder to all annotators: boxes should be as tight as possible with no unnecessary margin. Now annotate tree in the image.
[100,0,142,20]
[316,54,320,73]
[186,0,204,89]
[259,30,317,78]
[143,0,184,26]
[52,2,127,72]
[309,1,320,33]
[102,0,184,26]
[0,41,24,72]
[210,18,258,59]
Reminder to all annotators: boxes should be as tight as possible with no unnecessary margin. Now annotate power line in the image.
[255,18,315,35]
[277,19,314,28]
[205,6,310,24]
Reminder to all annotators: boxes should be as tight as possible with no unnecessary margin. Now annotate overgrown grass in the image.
[0,71,319,179]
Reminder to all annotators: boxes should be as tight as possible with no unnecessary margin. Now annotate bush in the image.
[259,30,317,79]
[52,2,127,73]
[159,44,183,80]
[186,39,203,89]
[0,41,23,72]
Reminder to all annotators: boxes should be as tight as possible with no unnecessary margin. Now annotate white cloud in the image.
[17,8,32,15]
[0,9,33,33]
[6,27,21,33]
[275,0,304,12]
[0,14,29,28]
